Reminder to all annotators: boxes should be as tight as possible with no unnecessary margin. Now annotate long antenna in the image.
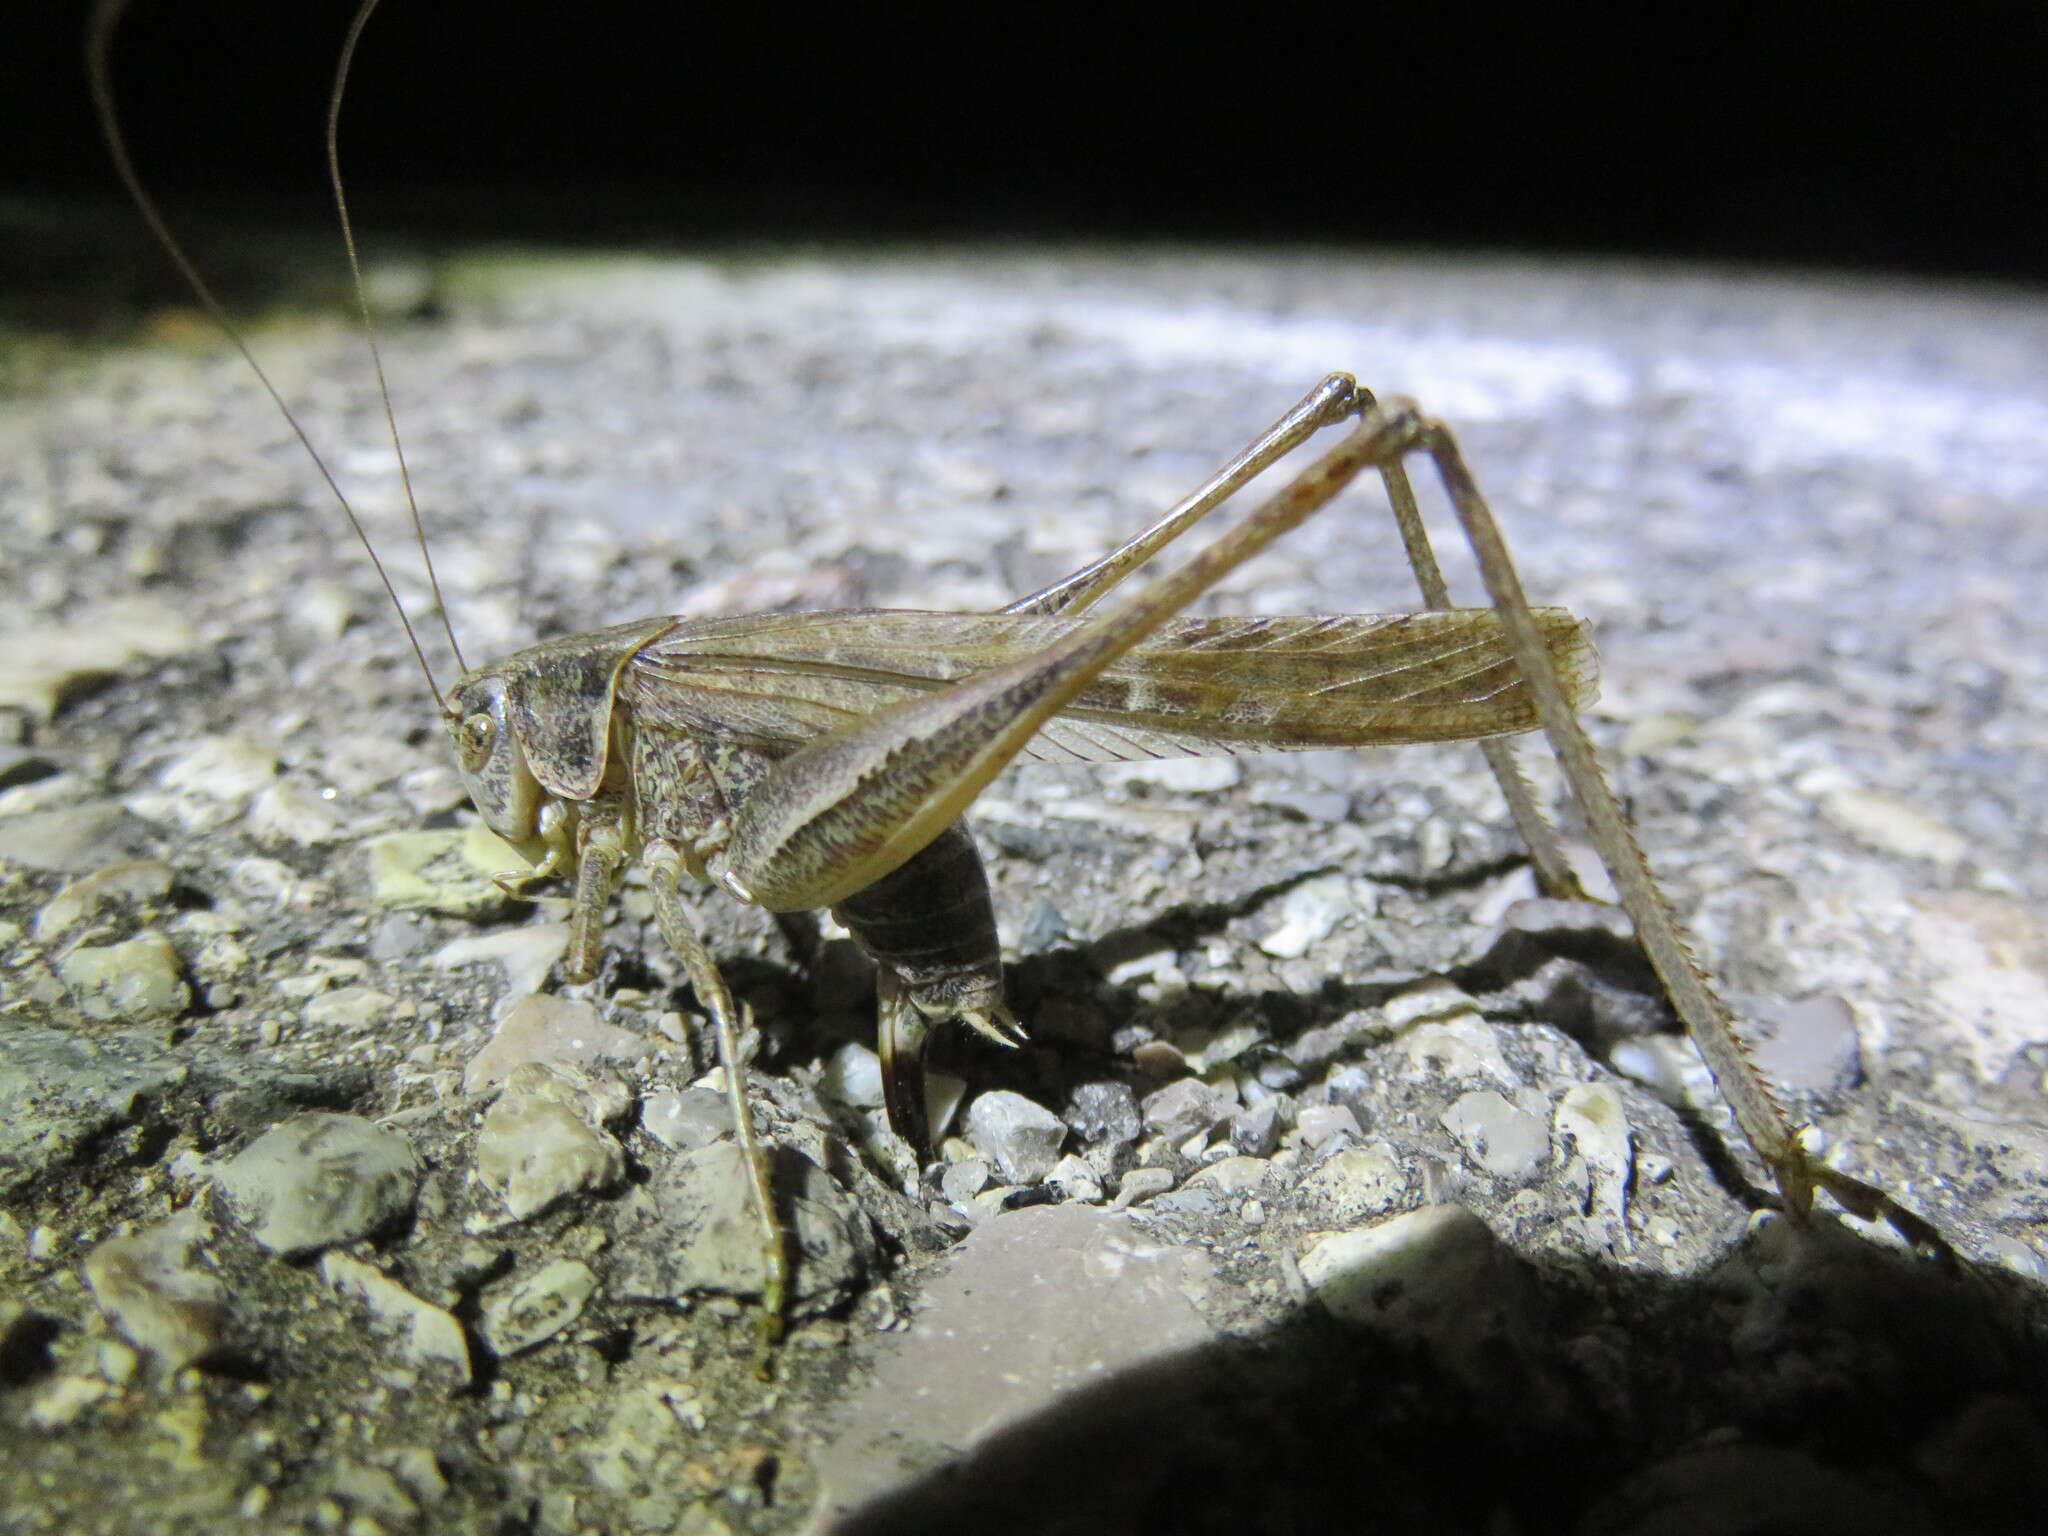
[85,0,447,710]
[328,0,467,676]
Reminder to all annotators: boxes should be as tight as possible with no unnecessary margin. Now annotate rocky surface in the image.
[2,241,2046,1534]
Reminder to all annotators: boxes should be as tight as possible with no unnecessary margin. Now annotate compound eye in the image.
[458,712,496,768]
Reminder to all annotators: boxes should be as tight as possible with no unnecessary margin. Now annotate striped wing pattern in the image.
[623,608,1598,765]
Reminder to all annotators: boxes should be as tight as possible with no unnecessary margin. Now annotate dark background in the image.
[7,0,2047,299]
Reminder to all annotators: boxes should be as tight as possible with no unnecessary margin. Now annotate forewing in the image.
[622,608,1598,764]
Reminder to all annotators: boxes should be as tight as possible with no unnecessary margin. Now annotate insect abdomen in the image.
[831,822,1004,1016]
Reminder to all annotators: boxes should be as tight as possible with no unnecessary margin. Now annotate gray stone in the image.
[462,994,653,1094]
[1228,1096,1286,1156]
[1284,1014,1364,1070]
[1751,993,1864,1096]
[1257,874,1354,959]
[479,1258,598,1356]
[0,801,157,874]
[1066,1080,1141,1149]
[1016,897,1071,952]
[1297,1142,1408,1223]
[1185,1154,1269,1197]
[319,1252,471,1386]
[1103,756,1241,793]
[1112,1167,1176,1207]
[1248,783,1353,822]
[431,921,572,1000]
[245,779,347,847]
[1139,1078,1236,1144]
[301,984,398,1032]
[0,599,195,720]
[811,1204,1215,1525]
[611,1142,870,1310]
[641,1086,736,1151]
[326,1461,419,1524]
[965,1089,1067,1184]
[383,1447,449,1507]
[215,1113,421,1257]
[32,859,176,943]
[1553,1082,1634,1223]
[57,931,190,1022]
[1608,1034,1711,1108]
[940,1156,992,1205]
[1300,1205,1554,1410]
[1392,1011,1519,1088]
[1044,1152,1105,1202]
[1295,1102,1364,1148]
[81,1208,228,1371]
[1440,1090,1549,1182]
[472,1062,628,1223]
[360,825,521,916]
[154,734,278,812]
[1382,980,1487,1030]
[819,1041,885,1108]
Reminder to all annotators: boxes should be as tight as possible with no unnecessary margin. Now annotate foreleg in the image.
[644,838,790,1360]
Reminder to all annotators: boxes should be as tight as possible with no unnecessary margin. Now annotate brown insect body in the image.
[450,603,1600,1154]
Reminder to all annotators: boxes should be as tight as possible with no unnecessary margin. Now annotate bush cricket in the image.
[89,0,1949,1354]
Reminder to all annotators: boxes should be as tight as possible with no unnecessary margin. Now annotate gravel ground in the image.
[3,243,2047,1535]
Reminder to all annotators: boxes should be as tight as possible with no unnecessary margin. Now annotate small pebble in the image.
[820,1042,886,1109]
[1553,1082,1634,1220]
[1066,1081,1141,1151]
[32,859,175,943]
[82,1209,228,1372]
[1751,993,1864,1095]
[1257,874,1353,959]
[1186,1155,1268,1196]
[1140,1078,1236,1144]
[431,923,572,1002]
[246,780,346,847]
[1299,1207,1535,1396]
[215,1113,422,1257]
[1284,1014,1365,1070]
[941,1158,992,1205]
[1044,1154,1104,1203]
[56,930,190,1022]
[1228,1097,1286,1157]
[463,994,652,1095]
[302,984,399,1032]
[610,1142,868,1308]
[327,1463,418,1525]
[641,1088,736,1151]
[1296,1143,1407,1222]
[479,1258,598,1356]
[156,735,278,805]
[1381,979,1485,1030]
[1395,1014,1518,1088]
[472,1063,629,1223]
[965,1090,1067,1185]
[0,599,194,719]
[1820,786,1970,867]
[1112,1168,1175,1208]
[1294,1103,1363,1149]
[320,1253,471,1386]
[361,826,521,916]
[0,801,155,875]
[1440,1091,1550,1182]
